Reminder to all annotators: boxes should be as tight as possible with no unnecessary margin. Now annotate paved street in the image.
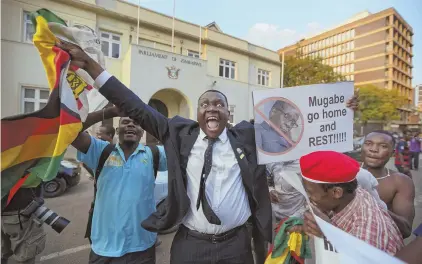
[9,172,176,264]
[7,158,422,264]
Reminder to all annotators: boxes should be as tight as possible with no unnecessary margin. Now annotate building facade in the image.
[278,8,414,123]
[1,0,281,143]
[417,84,422,111]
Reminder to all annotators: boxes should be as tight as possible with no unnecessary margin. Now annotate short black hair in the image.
[198,89,228,105]
[321,179,358,194]
[367,130,396,147]
[100,124,115,138]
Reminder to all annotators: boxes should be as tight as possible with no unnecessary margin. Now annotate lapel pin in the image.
[237,148,244,159]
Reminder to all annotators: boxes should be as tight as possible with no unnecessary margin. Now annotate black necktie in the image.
[196,137,221,225]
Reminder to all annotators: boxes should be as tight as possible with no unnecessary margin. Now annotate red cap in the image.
[299,151,359,184]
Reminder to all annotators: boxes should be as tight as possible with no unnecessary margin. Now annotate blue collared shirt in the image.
[77,136,167,257]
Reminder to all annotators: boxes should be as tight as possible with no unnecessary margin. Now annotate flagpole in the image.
[171,0,175,53]
[136,0,140,45]
[199,26,202,58]
[281,51,285,88]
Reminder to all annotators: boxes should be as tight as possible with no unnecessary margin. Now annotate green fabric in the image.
[21,153,65,188]
[31,8,67,27]
[271,217,312,262]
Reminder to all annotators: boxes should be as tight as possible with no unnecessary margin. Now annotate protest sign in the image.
[313,236,341,264]
[252,82,354,164]
[281,171,405,264]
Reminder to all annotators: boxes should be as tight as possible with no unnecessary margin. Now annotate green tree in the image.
[283,54,345,87]
[356,84,407,124]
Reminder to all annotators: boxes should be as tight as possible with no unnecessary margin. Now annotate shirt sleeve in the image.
[157,145,167,172]
[94,71,113,89]
[76,136,109,171]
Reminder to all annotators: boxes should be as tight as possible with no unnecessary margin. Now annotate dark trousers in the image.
[410,152,419,169]
[89,246,155,264]
[170,225,254,264]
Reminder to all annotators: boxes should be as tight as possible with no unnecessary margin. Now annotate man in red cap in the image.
[299,151,404,255]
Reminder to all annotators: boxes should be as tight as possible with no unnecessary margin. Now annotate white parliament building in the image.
[1,0,281,144]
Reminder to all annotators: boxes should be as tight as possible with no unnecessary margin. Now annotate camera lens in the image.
[50,216,70,234]
[34,204,70,234]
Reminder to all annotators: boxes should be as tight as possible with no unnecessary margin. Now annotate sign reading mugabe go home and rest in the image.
[252,82,354,164]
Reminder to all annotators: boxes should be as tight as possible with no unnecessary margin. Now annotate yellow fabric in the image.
[265,248,289,264]
[264,232,307,264]
[32,15,59,90]
[1,123,81,170]
[288,232,303,256]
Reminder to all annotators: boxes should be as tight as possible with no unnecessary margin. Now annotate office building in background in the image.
[279,8,414,123]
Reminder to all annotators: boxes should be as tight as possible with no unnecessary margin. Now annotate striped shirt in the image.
[331,187,404,255]
[395,141,411,166]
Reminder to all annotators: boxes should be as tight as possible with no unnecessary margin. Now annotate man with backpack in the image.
[81,124,115,181]
[71,106,167,264]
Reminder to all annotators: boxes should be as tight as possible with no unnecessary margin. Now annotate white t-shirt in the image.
[356,168,387,210]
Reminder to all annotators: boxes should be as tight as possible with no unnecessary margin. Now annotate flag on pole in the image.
[171,0,176,53]
[1,9,104,208]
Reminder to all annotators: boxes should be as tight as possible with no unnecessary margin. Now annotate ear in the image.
[331,187,344,199]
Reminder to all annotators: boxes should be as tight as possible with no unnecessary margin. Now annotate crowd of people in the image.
[1,41,421,264]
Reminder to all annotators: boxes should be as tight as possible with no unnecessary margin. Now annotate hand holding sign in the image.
[345,89,359,111]
[304,204,331,238]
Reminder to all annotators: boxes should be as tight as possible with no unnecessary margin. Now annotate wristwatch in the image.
[413,223,422,237]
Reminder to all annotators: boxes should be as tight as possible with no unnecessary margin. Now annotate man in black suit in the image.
[59,42,272,264]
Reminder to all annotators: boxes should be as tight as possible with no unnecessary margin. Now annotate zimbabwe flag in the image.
[1,9,83,207]
[265,217,312,264]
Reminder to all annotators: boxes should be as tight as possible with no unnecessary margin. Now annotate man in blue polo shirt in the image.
[72,106,166,264]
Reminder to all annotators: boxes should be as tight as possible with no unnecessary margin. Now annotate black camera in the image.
[21,197,70,233]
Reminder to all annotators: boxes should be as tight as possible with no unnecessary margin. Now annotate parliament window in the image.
[100,31,121,58]
[187,50,200,58]
[21,87,49,114]
[23,11,35,43]
[258,69,270,86]
[219,59,236,79]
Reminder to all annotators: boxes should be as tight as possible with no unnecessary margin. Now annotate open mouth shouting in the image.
[206,116,220,131]
[124,129,137,138]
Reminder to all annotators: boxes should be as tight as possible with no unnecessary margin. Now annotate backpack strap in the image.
[147,145,160,178]
[85,143,115,243]
[95,144,116,184]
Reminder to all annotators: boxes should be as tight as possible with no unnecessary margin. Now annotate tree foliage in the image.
[283,54,345,87]
[356,84,407,124]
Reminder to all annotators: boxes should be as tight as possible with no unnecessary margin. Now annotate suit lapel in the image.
[227,130,254,193]
[179,125,200,172]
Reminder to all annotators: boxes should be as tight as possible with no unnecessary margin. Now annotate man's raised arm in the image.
[58,42,169,143]
[72,107,120,153]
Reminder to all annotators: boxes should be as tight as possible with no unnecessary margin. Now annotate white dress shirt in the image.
[94,71,251,234]
[94,70,112,88]
[183,129,251,234]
